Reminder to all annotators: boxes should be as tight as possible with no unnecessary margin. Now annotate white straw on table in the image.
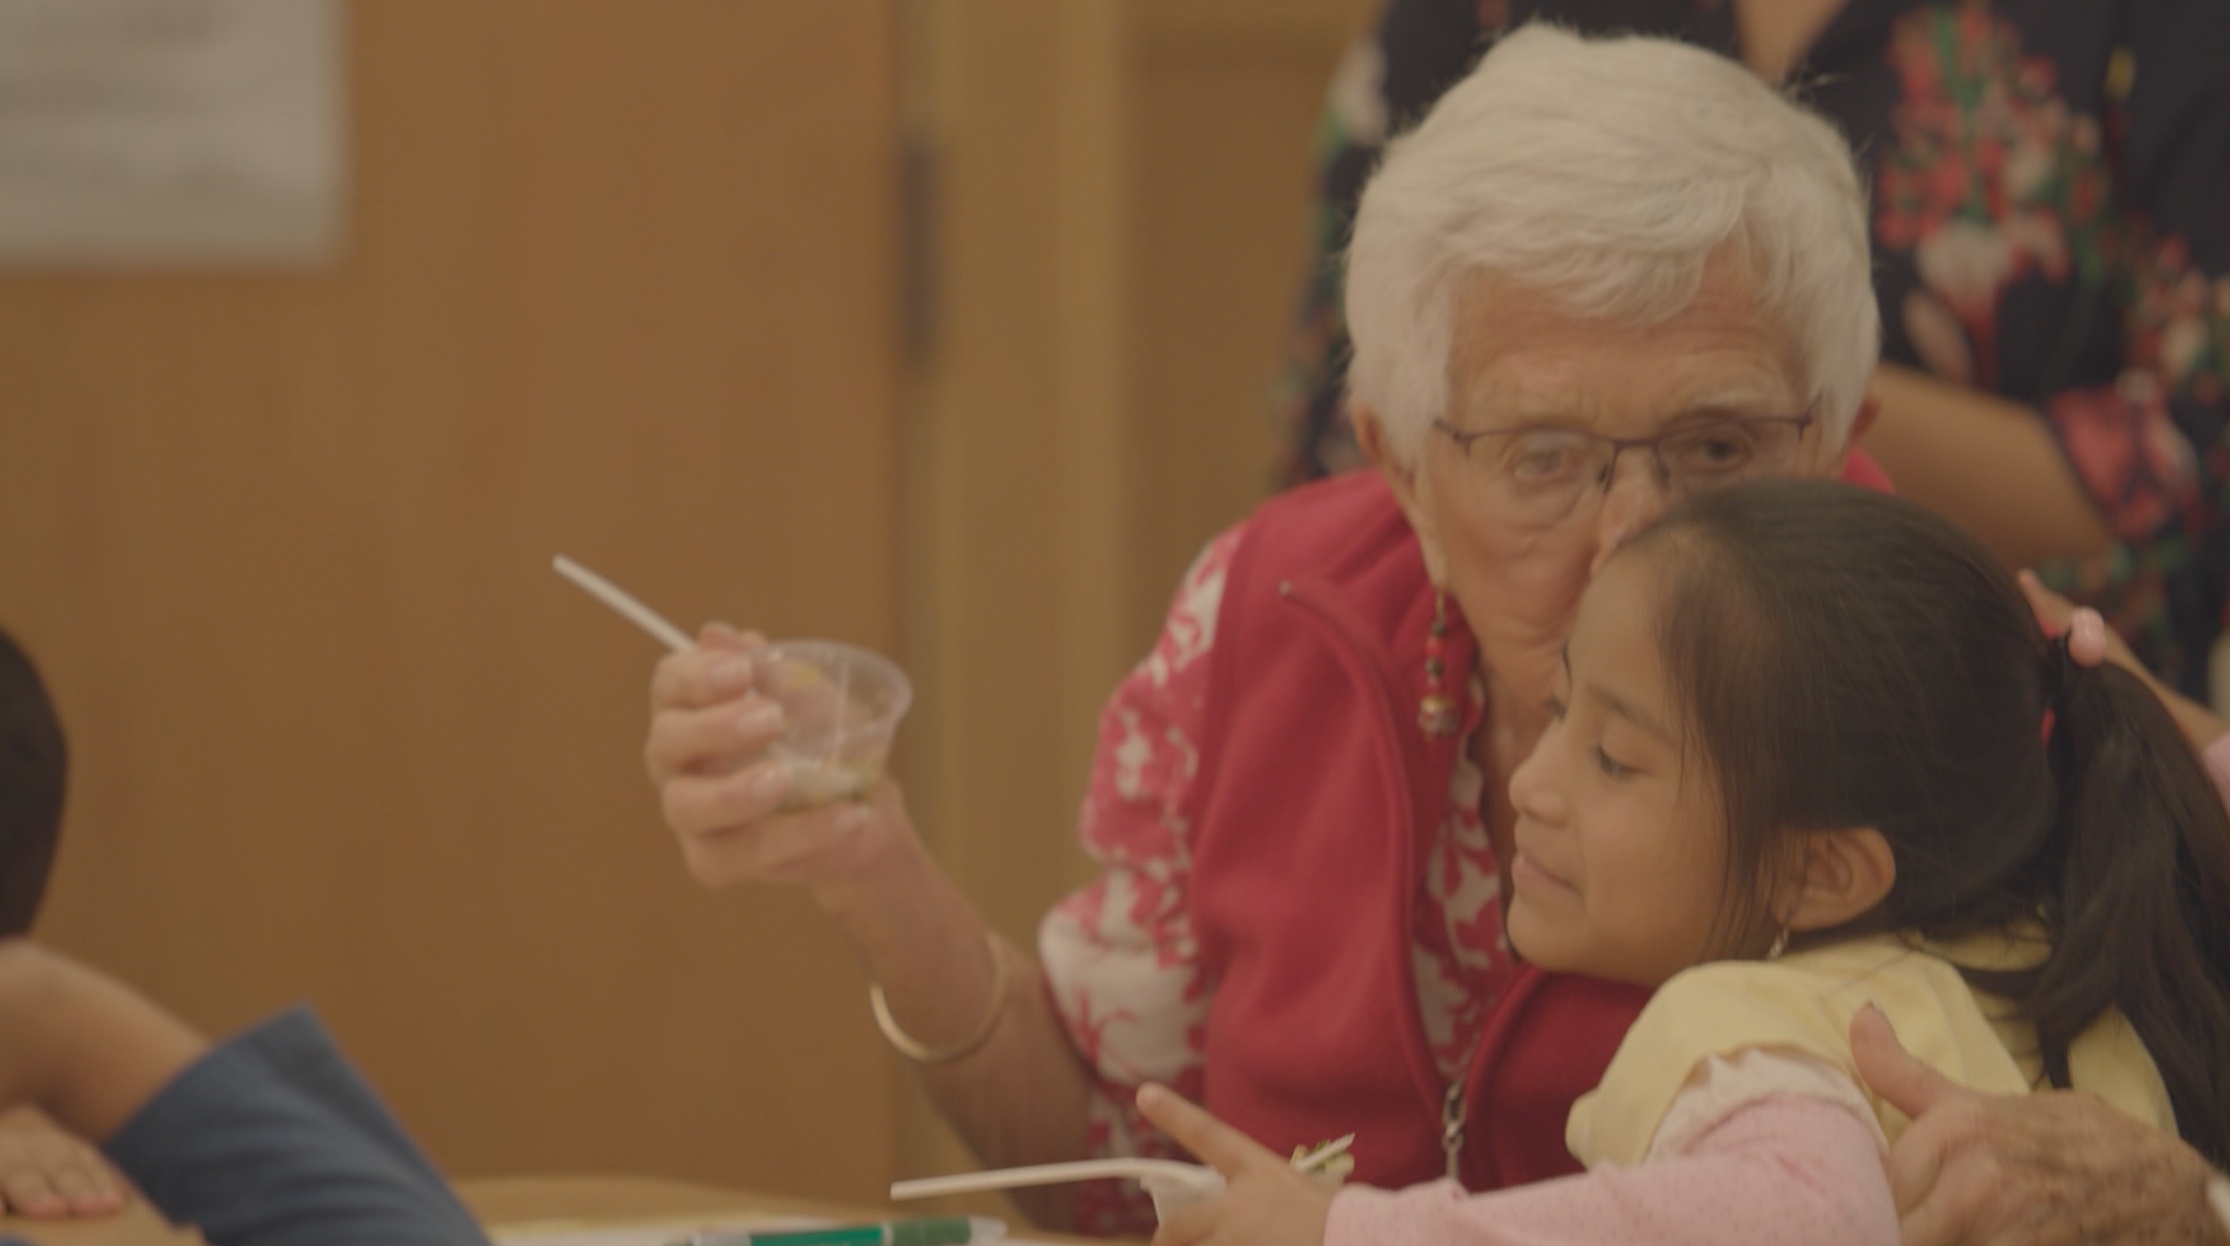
[552,555,694,652]
[890,1139,1348,1204]
[890,1157,1221,1201]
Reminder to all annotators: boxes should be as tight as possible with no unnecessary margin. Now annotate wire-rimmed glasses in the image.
[1430,409,1818,528]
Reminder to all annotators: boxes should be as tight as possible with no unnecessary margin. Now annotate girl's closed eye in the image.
[1592,745,1636,779]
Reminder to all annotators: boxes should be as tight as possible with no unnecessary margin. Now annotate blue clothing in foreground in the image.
[1,1006,488,1246]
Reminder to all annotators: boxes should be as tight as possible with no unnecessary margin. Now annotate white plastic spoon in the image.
[552,554,693,652]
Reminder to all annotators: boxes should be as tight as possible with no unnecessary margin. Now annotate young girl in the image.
[1135,479,2230,1245]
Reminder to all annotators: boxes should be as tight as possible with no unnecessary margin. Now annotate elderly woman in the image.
[646,27,2230,1246]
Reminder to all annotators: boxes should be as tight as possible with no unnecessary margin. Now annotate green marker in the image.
[686,1217,1007,1246]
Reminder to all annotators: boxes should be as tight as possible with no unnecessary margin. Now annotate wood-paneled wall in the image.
[1126,2,1381,646]
[894,0,1377,1198]
[0,0,900,1203]
[0,0,1377,1208]
[900,0,1377,941]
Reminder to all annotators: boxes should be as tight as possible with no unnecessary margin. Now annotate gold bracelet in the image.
[869,933,1009,1064]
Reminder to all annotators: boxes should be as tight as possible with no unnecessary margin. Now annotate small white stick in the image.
[552,555,693,653]
[891,1158,1220,1202]
[1292,1133,1355,1174]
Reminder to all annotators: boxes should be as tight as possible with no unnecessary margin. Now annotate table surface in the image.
[0,1173,871,1246]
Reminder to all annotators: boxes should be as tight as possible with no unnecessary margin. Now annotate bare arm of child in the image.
[0,939,491,1246]
[1135,1080,1896,1246]
[0,942,206,1146]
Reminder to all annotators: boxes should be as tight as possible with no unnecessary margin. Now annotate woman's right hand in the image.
[2017,571,2230,750]
[645,623,916,891]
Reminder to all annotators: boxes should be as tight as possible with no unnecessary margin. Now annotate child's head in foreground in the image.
[1504,478,2230,1164]
[0,626,64,937]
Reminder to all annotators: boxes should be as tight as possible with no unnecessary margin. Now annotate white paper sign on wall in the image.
[0,0,345,267]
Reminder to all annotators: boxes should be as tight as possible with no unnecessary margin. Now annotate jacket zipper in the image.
[1279,576,1476,1185]
[1440,1078,1467,1181]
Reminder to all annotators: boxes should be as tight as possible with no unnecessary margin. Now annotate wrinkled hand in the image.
[644,624,912,889]
[1136,1084,1332,1246]
[1851,1004,2221,1246]
[0,1110,125,1220]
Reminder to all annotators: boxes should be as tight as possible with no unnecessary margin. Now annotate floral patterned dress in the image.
[1274,0,2230,694]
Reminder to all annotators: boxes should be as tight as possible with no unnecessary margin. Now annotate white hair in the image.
[1345,25,1880,463]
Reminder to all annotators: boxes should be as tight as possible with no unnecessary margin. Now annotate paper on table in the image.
[491,1229,685,1246]
[492,1218,1075,1246]
[492,1214,826,1246]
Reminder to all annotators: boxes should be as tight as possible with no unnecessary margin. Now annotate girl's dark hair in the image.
[0,626,66,936]
[1628,478,2230,1168]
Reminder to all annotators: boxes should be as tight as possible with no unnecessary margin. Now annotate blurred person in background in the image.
[1276,0,2230,701]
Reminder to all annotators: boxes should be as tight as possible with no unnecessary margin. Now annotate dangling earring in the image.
[1766,925,1790,960]
[1419,588,1459,739]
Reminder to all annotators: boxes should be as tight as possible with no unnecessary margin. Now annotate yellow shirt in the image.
[1566,931,2175,1167]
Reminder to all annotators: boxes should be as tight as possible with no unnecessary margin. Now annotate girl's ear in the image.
[1783,827,1896,934]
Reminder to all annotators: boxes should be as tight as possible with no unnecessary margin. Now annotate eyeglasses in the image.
[1430,409,1818,528]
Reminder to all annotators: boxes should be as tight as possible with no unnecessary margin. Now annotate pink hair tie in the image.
[2064,607,2110,669]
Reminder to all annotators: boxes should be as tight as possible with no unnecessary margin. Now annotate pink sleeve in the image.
[1037,526,1242,1236]
[1326,1095,1896,1246]
[2202,733,2230,813]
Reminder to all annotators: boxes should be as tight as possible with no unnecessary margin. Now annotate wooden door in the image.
[0,0,900,1203]
[891,0,1379,1196]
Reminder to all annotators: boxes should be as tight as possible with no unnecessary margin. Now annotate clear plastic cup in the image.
[753,639,912,811]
